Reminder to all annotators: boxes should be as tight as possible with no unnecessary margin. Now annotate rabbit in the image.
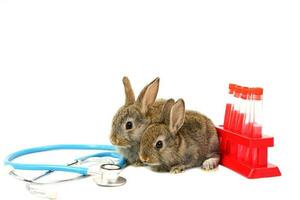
[139,99,220,173]
[110,76,166,165]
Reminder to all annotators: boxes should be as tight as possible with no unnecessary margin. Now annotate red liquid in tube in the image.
[236,113,245,133]
[252,124,262,138]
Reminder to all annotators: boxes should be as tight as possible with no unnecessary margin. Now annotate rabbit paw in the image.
[170,165,185,174]
[201,157,219,171]
[151,166,167,172]
[132,160,144,167]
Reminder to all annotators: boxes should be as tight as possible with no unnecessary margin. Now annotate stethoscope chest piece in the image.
[93,164,126,187]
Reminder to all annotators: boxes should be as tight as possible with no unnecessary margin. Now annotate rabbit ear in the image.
[169,99,185,134]
[136,77,160,114]
[161,99,175,124]
[123,76,135,105]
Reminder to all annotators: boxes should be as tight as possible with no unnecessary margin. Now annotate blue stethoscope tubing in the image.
[4,144,126,176]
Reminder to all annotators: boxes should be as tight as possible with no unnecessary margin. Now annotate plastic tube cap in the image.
[241,87,249,99]
[234,86,243,97]
[228,83,236,94]
[250,87,263,100]
[253,87,263,95]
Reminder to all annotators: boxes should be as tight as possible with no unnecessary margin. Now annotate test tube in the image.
[251,87,264,166]
[227,85,242,158]
[243,87,264,164]
[241,88,253,138]
[223,84,236,129]
[237,87,250,160]
[235,87,249,133]
[229,86,243,131]
[251,87,263,138]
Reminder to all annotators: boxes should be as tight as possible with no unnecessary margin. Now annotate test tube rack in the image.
[216,126,281,179]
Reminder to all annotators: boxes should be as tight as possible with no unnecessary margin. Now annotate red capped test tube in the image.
[241,88,253,138]
[235,87,249,133]
[223,84,236,129]
[229,86,243,131]
[243,87,264,164]
[227,85,242,158]
[251,87,264,166]
[251,87,263,138]
[237,87,250,160]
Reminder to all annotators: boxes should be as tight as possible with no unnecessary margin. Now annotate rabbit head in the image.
[139,99,185,166]
[110,77,160,147]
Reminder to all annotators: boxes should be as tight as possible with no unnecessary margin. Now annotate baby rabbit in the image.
[139,99,220,173]
[110,77,165,165]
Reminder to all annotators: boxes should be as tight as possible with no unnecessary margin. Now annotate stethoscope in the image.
[4,144,127,198]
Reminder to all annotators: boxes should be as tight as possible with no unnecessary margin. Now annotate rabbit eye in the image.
[155,140,163,149]
[125,121,133,130]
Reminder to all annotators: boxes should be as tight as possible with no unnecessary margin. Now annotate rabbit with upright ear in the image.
[139,99,220,173]
[110,77,165,165]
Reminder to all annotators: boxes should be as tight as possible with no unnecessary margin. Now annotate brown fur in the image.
[110,77,165,165]
[139,99,220,173]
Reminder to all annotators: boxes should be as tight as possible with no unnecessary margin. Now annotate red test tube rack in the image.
[217,84,281,179]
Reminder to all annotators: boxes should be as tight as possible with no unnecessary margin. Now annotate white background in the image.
[0,0,299,199]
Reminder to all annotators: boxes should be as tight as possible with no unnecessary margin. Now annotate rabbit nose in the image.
[110,136,119,145]
[140,154,149,163]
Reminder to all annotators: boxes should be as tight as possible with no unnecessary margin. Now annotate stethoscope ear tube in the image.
[4,144,126,176]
